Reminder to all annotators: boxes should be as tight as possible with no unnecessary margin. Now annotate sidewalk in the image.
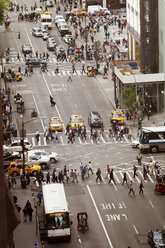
[96,73,165,139]
[13,181,40,248]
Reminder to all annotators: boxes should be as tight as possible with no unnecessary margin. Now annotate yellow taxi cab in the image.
[8,162,41,177]
[71,9,88,16]
[35,8,51,15]
[110,110,125,125]
[80,9,88,15]
[49,117,63,132]
[69,115,84,130]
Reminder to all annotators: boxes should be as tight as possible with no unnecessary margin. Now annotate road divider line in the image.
[42,74,66,131]
[32,92,45,131]
[127,171,134,183]
[24,24,35,55]
[133,225,138,234]
[86,185,114,248]
[149,200,154,208]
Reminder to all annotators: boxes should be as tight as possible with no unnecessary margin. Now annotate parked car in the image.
[55,47,65,56]
[88,111,103,128]
[26,58,47,66]
[100,7,111,15]
[28,149,59,163]
[47,40,56,51]
[131,138,139,148]
[32,27,43,37]
[63,34,74,44]
[57,19,67,29]
[47,37,56,44]
[8,162,41,176]
[3,139,33,153]
[58,23,69,36]
[54,15,64,25]
[42,32,50,40]
[46,0,53,7]
[148,229,165,248]
[27,154,50,169]
[22,44,32,54]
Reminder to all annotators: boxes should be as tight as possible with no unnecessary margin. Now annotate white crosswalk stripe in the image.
[27,131,133,147]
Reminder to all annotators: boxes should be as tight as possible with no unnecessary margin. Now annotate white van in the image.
[40,14,52,29]
[88,5,101,15]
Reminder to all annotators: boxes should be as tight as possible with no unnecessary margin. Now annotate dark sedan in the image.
[26,58,47,66]
[88,111,103,127]
[148,230,165,248]
[22,44,32,54]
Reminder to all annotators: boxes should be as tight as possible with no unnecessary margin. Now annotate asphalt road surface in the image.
[2,1,165,248]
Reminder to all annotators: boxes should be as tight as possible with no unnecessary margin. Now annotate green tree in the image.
[122,85,136,111]
[0,0,9,25]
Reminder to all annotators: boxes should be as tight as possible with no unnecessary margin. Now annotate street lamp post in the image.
[20,113,44,176]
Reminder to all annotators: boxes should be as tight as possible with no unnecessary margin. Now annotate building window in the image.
[144,1,150,11]
[145,25,150,32]
[145,14,149,23]
[145,37,150,45]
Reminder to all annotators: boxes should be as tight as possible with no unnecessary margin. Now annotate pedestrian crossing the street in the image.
[1,48,104,69]
[40,168,156,185]
[27,132,132,147]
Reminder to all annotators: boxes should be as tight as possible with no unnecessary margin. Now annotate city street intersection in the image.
[1,1,165,248]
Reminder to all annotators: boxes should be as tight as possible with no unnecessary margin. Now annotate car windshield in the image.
[154,233,165,241]
[26,162,33,167]
[93,114,100,119]
[46,212,70,230]
[113,114,122,118]
[51,119,60,124]
[72,118,82,123]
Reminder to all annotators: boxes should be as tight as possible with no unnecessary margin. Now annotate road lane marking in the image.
[42,74,66,131]
[133,225,138,234]
[123,134,129,143]
[149,200,154,208]
[114,172,120,184]
[24,24,35,54]
[86,185,114,248]
[100,135,106,143]
[32,92,45,131]
[126,172,134,183]
[122,201,126,209]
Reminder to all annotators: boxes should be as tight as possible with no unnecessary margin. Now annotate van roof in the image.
[41,14,52,18]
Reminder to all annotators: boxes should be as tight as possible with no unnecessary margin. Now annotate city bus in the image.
[39,184,72,241]
[139,126,165,153]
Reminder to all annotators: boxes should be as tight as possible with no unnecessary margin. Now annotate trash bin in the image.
[1,72,4,78]
[12,129,17,137]
[21,179,26,189]
[97,63,100,69]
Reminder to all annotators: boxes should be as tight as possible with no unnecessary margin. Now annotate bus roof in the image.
[142,126,165,133]
[42,184,68,214]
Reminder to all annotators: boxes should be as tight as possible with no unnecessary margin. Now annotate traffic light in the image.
[138,117,142,129]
